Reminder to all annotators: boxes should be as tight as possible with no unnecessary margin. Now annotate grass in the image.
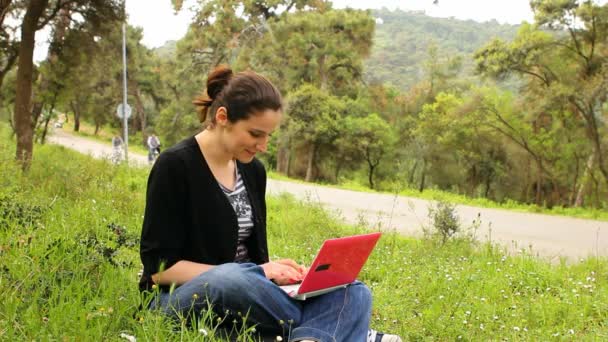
[2,124,607,340]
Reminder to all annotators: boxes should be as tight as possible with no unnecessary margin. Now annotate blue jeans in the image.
[149,263,372,342]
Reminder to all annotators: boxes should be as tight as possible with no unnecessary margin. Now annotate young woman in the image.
[139,66,401,342]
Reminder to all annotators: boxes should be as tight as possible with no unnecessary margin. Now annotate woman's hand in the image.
[261,259,308,286]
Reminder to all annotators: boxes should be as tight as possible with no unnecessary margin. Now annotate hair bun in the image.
[206,65,233,100]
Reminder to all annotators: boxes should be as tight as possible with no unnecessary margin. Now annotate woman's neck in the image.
[195,129,234,167]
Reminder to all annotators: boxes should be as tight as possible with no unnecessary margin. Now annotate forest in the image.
[1,0,607,211]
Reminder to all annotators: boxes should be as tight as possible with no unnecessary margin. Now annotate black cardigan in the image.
[138,136,269,292]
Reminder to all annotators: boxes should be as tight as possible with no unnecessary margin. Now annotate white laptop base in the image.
[280,283,350,301]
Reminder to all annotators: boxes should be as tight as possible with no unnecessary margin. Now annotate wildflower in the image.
[439,295,445,300]
[479,324,484,330]
[119,333,137,342]
[42,317,49,323]
[568,329,574,334]
[465,311,471,316]
[138,317,144,323]
[463,320,468,324]
[513,326,520,332]
[151,284,157,290]
[276,336,283,341]
[192,293,199,299]
[199,329,208,336]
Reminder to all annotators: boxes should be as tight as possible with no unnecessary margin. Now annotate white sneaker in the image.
[367,329,403,342]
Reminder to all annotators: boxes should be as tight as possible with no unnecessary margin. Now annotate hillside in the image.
[152,9,521,91]
[365,8,520,90]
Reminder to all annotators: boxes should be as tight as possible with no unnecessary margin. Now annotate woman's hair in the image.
[193,65,283,124]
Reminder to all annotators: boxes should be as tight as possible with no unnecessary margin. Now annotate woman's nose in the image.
[256,137,268,152]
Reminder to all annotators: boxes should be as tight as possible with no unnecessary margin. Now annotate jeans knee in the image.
[349,282,372,310]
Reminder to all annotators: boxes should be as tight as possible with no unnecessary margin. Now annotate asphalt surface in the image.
[48,129,608,261]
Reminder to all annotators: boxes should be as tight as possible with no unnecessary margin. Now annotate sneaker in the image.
[367,329,403,342]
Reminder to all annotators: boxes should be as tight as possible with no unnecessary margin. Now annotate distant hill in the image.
[153,40,177,59]
[365,8,520,90]
[152,9,521,92]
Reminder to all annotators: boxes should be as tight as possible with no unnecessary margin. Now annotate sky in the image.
[125,0,536,49]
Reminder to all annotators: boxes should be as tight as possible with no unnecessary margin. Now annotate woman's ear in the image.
[215,107,229,126]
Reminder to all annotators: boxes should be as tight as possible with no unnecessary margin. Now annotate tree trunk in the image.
[14,0,48,170]
[484,172,493,198]
[39,100,55,144]
[408,160,418,185]
[368,163,376,189]
[305,143,316,182]
[276,132,290,174]
[70,101,81,132]
[575,151,595,207]
[94,122,100,135]
[419,158,427,192]
[31,101,43,129]
[40,113,51,144]
[535,159,543,206]
[570,155,581,206]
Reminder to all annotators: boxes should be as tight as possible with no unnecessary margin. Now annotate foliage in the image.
[475,0,608,207]
[365,8,520,90]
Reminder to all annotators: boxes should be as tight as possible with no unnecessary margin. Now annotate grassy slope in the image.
[1,127,607,340]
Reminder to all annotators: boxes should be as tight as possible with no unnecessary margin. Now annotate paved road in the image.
[48,129,608,261]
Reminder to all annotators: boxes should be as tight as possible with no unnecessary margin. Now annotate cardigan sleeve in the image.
[140,151,188,279]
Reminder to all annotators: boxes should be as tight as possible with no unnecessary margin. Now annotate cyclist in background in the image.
[147,134,161,164]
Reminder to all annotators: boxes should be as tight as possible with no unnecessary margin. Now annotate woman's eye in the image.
[250,131,262,138]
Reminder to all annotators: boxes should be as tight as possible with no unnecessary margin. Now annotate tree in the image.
[12,0,123,170]
[345,113,396,189]
[285,84,343,182]
[475,1,608,204]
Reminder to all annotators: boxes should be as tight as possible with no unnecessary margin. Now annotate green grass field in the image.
[1,126,607,340]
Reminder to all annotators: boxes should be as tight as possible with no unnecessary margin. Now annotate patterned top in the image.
[218,166,254,262]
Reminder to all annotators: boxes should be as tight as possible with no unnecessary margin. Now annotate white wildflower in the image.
[119,333,136,342]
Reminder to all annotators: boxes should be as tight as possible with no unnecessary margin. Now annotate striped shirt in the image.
[218,167,254,262]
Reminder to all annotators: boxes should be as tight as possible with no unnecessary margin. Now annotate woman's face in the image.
[217,107,282,163]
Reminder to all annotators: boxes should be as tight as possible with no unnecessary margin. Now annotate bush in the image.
[424,200,461,244]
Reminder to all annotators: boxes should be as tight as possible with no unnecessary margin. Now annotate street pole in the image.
[122,21,129,163]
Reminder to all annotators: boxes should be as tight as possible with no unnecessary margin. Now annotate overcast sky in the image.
[125,0,536,49]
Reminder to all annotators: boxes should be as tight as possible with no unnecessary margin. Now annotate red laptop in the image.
[280,232,382,300]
